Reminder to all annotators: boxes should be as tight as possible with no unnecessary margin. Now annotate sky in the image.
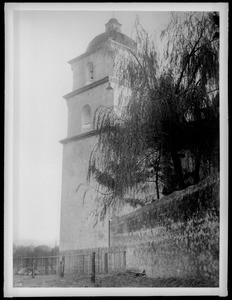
[5,3,227,247]
[9,5,172,247]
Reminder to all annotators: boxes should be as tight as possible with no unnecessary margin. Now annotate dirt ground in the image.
[13,271,218,288]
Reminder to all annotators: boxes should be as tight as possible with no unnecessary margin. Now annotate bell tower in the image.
[59,18,136,253]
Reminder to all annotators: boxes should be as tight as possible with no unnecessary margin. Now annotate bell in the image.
[106,82,113,90]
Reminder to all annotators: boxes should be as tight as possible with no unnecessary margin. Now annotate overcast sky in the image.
[10,6,172,246]
[6,3,227,247]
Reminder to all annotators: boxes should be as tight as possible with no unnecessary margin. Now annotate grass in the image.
[13,271,219,288]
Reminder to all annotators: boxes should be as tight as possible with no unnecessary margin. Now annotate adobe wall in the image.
[71,47,114,91]
[66,81,113,138]
[59,135,109,252]
[110,174,219,282]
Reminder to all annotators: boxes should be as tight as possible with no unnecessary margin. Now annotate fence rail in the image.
[13,256,60,275]
[13,248,126,278]
[63,250,126,275]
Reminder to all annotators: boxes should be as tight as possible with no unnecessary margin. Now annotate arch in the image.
[81,104,91,133]
[86,61,94,83]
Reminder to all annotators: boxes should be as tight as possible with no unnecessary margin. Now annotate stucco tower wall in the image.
[71,49,114,91]
[60,79,114,252]
[60,135,109,252]
[59,18,136,253]
[67,81,113,137]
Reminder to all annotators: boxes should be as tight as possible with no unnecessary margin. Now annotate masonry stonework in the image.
[110,174,219,282]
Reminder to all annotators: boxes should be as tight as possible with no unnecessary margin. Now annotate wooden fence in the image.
[64,249,126,275]
[13,256,60,275]
[13,247,126,279]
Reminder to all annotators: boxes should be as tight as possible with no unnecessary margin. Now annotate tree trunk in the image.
[194,146,202,184]
[170,146,185,190]
[155,169,160,199]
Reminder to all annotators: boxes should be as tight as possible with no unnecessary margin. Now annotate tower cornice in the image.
[59,130,99,144]
[68,49,96,65]
[68,31,136,65]
[63,76,109,100]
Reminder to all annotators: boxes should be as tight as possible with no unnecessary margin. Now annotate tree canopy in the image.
[13,244,59,258]
[86,12,219,221]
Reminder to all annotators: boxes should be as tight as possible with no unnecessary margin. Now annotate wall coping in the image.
[112,173,220,224]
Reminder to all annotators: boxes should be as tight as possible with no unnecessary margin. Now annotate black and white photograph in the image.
[5,2,228,297]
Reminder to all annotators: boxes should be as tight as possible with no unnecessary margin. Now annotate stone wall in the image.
[110,174,219,283]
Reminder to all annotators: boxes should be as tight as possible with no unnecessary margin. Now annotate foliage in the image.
[87,12,219,221]
[13,244,59,258]
[13,245,34,258]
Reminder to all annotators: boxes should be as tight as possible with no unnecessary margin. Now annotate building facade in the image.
[59,19,136,253]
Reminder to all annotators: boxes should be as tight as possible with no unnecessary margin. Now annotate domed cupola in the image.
[86,18,136,53]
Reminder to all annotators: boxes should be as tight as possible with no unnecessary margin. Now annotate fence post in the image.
[123,251,126,270]
[59,255,65,277]
[63,256,65,277]
[108,220,111,248]
[31,260,35,278]
[90,252,95,284]
[82,255,85,275]
[104,252,108,274]
[59,258,62,277]
[62,255,65,277]
[45,257,49,275]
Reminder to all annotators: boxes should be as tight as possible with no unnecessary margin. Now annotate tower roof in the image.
[105,18,122,33]
[86,18,136,53]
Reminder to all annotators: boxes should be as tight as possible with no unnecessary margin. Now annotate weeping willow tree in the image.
[160,12,219,186]
[86,12,219,221]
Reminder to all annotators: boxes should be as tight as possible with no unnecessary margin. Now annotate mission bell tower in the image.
[59,18,136,253]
